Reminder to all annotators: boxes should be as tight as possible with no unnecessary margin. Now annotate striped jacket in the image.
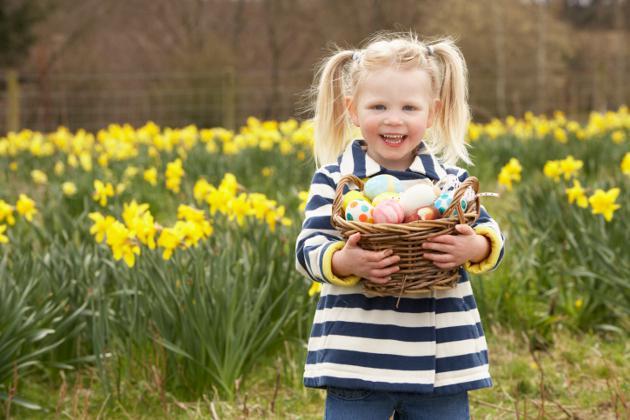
[295,139,505,395]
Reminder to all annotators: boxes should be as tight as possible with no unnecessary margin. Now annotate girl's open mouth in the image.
[380,134,407,146]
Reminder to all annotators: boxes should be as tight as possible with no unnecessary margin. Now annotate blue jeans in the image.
[325,387,469,420]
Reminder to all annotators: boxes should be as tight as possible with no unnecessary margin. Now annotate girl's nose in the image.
[384,114,403,125]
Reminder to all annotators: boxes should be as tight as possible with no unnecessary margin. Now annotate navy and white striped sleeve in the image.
[447,167,505,273]
[295,167,361,286]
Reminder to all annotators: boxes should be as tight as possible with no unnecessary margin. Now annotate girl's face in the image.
[347,67,439,171]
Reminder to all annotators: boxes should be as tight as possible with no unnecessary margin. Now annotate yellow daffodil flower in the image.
[0,225,8,244]
[143,167,158,186]
[0,200,16,226]
[588,188,621,222]
[543,160,562,182]
[16,194,37,222]
[622,152,630,176]
[565,180,588,208]
[559,155,583,180]
[88,212,116,243]
[62,182,77,196]
[93,180,115,207]
[308,282,322,297]
[31,169,48,185]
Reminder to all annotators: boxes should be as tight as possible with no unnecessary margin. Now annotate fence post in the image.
[6,69,20,133]
[223,67,235,130]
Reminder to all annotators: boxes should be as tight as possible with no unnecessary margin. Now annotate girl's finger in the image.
[422,242,452,253]
[433,261,458,269]
[366,249,393,262]
[346,232,361,247]
[426,235,456,244]
[372,255,401,269]
[423,252,454,263]
[369,266,400,278]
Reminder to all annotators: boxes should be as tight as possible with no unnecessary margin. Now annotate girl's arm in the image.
[296,168,401,285]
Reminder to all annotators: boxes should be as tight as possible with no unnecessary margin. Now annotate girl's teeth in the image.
[382,135,404,144]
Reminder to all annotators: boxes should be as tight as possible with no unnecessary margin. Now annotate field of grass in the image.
[0,109,628,418]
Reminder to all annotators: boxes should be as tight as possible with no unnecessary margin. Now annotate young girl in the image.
[295,33,504,419]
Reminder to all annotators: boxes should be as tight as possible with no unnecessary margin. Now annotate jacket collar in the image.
[337,139,447,181]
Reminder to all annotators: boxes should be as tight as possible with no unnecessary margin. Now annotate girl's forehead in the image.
[355,67,433,99]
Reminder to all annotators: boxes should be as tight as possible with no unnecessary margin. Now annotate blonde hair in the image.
[311,32,471,167]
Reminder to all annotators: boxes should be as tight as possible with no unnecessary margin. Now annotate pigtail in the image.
[311,50,355,167]
[427,39,472,166]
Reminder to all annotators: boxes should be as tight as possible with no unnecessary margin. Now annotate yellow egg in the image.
[372,192,400,207]
[342,190,369,210]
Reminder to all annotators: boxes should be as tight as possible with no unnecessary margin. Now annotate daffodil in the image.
[62,182,77,196]
[88,212,116,243]
[106,220,140,267]
[308,282,322,297]
[16,194,37,222]
[622,152,630,176]
[588,188,621,222]
[228,193,250,226]
[31,169,48,185]
[157,227,184,260]
[143,167,158,186]
[543,160,562,182]
[0,200,16,225]
[0,225,8,244]
[565,180,588,208]
[559,155,583,180]
[93,180,115,207]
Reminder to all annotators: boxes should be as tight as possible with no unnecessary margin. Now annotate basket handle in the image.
[332,174,365,223]
[442,176,480,224]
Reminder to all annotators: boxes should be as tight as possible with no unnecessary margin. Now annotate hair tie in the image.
[426,45,434,57]
[352,51,362,62]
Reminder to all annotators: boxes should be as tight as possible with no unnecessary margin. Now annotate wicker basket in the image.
[331,174,481,297]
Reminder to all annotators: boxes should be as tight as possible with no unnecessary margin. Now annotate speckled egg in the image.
[372,191,400,207]
[363,175,404,200]
[373,199,405,224]
[434,192,468,215]
[342,190,369,211]
[399,184,437,216]
[345,199,374,223]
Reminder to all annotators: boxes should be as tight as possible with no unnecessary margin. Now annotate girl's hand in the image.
[422,224,490,270]
[332,233,400,284]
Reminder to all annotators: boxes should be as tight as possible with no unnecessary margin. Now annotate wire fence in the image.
[0,68,628,134]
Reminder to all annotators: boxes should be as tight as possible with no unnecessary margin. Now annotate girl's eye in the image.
[403,105,417,111]
[371,104,386,110]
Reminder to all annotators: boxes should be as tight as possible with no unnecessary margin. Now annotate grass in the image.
[5,327,628,419]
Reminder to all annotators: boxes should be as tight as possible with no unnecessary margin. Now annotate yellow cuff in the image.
[322,241,361,287]
[464,226,502,275]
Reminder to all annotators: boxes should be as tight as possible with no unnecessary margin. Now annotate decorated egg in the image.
[372,191,400,207]
[342,190,369,211]
[434,192,468,215]
[417,206,440,221]
[434,192,453,214]
[364,175,404,200]
[373,199,405,224]
[345,199,374,223]
[399,184,438,217]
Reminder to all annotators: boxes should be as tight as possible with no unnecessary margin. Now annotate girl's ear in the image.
[427,98,442,128]
[345,96,359,126]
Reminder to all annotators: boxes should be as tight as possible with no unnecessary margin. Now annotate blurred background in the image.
[1,0,628,133]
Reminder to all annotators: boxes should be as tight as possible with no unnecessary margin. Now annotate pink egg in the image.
[373,199,405,224]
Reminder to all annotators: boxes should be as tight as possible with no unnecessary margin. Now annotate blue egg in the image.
[364,175,404,200]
